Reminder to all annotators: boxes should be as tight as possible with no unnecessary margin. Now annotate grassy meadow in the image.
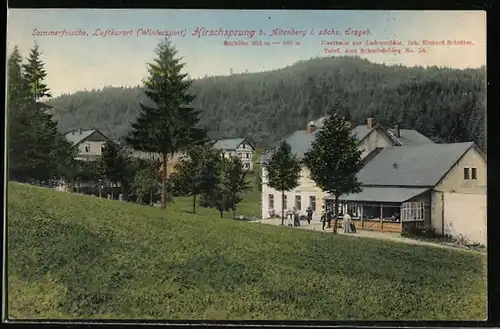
[7,181,487,320]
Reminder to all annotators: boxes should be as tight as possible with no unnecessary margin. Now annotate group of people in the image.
[285,207,314,227]
[284,205,355,233]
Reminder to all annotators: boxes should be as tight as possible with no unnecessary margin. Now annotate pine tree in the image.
[20,43,73,184]
[22,43,52,107]
[265,141,301,225]
[126,38,206,208]
[221,156,251,219]
[7,46,35,181]
[303,105,363,233]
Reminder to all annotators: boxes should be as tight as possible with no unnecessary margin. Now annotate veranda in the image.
[325,200,428,233]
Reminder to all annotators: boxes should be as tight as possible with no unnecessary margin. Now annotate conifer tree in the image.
[265,141,301,225]
[21,43,68,184]
[303,104,363,233]
[23,43,52,107]
[126,38,206,208]
[7,46,35,181]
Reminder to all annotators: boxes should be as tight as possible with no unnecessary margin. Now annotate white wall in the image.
[435,192,487,246]
[261,167,324,220]
[77,140,106,157]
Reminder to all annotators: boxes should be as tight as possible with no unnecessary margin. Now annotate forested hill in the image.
[48,56,486,149]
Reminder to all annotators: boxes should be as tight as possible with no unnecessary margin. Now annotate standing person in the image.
[292,207,300,227]
[286,209,293,227]
[326,206,332,229]
[306,207,313,225]
[321,206,327,230]
[343,211,352,233]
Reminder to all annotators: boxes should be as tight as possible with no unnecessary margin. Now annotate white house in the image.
[325,142,487,245]
[65,128,110,161]
[212,138,255,171]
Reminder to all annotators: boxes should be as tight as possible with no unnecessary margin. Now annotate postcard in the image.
[5,9,487,322]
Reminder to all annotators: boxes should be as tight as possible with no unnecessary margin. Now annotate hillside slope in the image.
[48,57,486,149]
[7,183,486,320]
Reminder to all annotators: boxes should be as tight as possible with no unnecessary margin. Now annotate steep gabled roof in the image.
[352,124,434,146]
[259,124,383,165]
[65,129,110,146]
[259,121,435,166]
[259,129,320,164]
[387,128,435,146]
[357,142,475,187]
[350,125,374,141]
[212,138,253,150]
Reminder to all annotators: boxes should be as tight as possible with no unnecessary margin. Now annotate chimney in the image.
[79,128,83,134]
[307,121,316,133]
[395,124,401,138]
[366,117,373,129]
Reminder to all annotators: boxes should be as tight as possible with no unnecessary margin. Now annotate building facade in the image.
[212,138,255,171]
[65,129,110,161]
[260,117,439,222]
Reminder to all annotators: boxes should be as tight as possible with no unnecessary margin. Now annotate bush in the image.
[404,225,439,239]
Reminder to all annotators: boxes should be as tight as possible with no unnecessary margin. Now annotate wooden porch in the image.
[335,218,424,233]
[327,200,428,234]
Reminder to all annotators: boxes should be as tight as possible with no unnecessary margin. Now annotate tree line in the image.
[8,40,252,217]
[48,56,486,150]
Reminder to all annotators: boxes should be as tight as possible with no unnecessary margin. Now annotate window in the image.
[471,167,477,180]
[268,194,274,209]
[246,153,251,159]
[309,196,316,212]
[85,145,90,152]
[242,144,246,149]
[464,167,470,180]
[347,202,358,217]
[401,202,425,221]
[101,145,105,153]
[244,163,249,169]
[295,195,301,210]
[282,195,287,210]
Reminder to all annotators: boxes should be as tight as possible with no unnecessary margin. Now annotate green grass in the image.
[7,182,487,320]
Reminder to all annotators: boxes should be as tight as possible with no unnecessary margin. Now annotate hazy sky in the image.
[7,9,486,97]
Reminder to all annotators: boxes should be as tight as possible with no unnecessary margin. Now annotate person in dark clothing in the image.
[326,207,332,229]
[306,207,313,224]
[321,206,326,230]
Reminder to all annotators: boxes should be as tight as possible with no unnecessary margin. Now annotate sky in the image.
[7,9,486,97]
